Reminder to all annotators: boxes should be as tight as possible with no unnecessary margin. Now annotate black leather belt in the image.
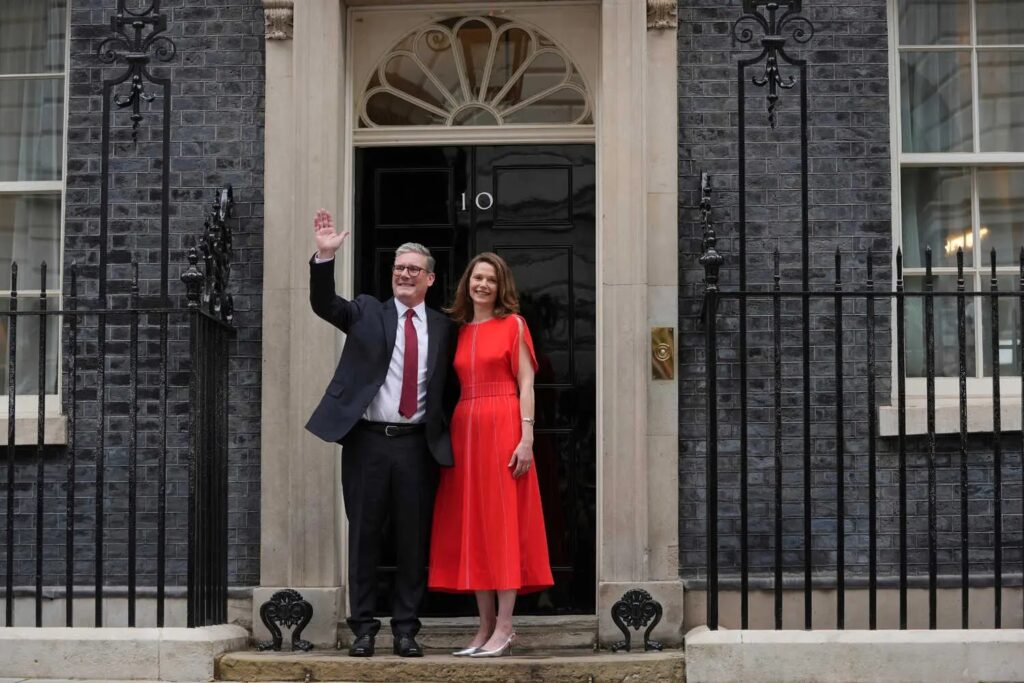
[357,420,425,437]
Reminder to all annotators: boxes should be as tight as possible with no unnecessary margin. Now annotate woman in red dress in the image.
[428,252,553,657]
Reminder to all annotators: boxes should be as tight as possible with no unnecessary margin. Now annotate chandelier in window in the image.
[359,16,592,127]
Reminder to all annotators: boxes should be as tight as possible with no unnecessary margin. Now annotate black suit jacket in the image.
[304,257,457,466]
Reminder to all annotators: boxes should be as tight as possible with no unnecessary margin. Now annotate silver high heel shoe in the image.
[469,632,515,658]
[452,645,482,657]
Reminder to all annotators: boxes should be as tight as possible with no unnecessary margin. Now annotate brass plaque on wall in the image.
[651,327,674,380]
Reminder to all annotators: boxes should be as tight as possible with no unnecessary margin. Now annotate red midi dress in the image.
[428,314,554,594]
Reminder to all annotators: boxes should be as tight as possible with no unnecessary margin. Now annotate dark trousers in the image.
[341,424,438,638]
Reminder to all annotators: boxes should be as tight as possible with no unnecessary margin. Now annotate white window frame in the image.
[0,5,70,435]
[888,0,1024,403]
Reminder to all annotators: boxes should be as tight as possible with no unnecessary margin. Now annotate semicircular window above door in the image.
[358,15,593,128]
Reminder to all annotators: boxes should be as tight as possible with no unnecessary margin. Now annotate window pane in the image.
[0,77,64,181]
[978,50,1024,151]
[363,89,447,126]
[0,296,60,395]
[977,167,1024,266]
[897,0,970,45]
[900,51,973,152]
[0,194,61,288]
[503,87,589,125]
[977,0,1024,45]
[0,1,66,74]
[981,276,1022,376]
[905,276,976,377]
[901,167,972,268]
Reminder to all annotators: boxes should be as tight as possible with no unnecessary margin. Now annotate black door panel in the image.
[355,144,596,615]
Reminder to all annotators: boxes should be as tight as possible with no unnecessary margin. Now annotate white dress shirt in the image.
[363,299,428,423]
[313,253,428,423]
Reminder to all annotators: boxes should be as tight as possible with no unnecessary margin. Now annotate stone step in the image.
[338,615,598,651]
[217,649,685,683]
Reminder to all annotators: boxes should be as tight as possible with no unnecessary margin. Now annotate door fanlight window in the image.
[359,16,592,128]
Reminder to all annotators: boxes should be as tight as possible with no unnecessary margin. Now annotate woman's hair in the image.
[446,252,520,324]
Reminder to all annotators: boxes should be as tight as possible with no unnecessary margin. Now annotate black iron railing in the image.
[700,174,1024,631]
[0,188,235,629]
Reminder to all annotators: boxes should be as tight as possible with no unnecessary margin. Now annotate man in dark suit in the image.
[305,209,455,658]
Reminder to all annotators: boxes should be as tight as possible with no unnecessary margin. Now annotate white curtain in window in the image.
[0,1,65,182]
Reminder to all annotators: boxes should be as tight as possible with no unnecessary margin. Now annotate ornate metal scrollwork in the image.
[180,186,234,321]
[197,186,235,323]
[257,589,314,652]
[610,589,663,652]
[699,173,722,292]
[732,0,814,128]
[97,0,177,140]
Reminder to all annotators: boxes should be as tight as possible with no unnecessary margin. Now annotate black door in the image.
[354,145,596,615]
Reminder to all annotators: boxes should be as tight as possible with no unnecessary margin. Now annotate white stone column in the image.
[597,0,683,647]
[255,0,345,648]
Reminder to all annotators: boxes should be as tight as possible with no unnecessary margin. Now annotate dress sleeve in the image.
[511,314,539,376]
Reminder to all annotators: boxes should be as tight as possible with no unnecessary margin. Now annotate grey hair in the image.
[395,242,435,272]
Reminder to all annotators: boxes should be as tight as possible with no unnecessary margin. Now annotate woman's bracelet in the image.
[521,417,535,424]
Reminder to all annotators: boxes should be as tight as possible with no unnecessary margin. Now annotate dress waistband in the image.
[460,381,518,400]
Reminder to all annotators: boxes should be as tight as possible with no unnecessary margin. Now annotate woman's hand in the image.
[509,441,534,479]
[313,208,349,260]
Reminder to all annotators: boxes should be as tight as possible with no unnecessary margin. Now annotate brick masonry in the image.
[677,0,1023,586]
[0,0,263,593]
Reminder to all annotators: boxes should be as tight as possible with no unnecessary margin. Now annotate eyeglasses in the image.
[392,264,429,276]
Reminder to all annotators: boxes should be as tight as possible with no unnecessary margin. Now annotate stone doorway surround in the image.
[256,0,681,647]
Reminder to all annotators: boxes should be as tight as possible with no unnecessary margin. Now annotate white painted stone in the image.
[157,625,249,682]
[879,399,1023,436]
[251,586,342,649]
[685,627,1024,683]
[683,587,1024,632]
[0,415,66,445]
[0,625,247,682]
[0,627,160,680]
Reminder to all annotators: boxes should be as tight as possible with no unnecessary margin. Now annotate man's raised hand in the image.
[313,208,350,260]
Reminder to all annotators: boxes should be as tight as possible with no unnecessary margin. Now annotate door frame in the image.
[256,0,682,648]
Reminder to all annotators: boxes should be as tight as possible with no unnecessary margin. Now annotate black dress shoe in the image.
[349,633,375,657]
[393,633,424,657]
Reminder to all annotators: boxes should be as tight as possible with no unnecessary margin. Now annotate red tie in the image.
[398,309,418,419]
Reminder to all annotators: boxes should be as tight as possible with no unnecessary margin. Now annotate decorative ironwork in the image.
[97,0,175,304]
[609,589,663,652]
[97,0,177,139]
[698,172,722,294]
[647,0,678,30]
[177,186,236,319]
[257,589,314,652]
[732,0,814,128]
[181,248,204,309]
[198,186,235,323]
[263,0,294,41]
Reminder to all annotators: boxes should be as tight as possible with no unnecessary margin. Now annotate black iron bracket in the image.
[697,172,721,327]
[181,186,235,321]
[732,0,814,128]
[609,589,663,652]
[257,589,314,652]
[97,0,177,139]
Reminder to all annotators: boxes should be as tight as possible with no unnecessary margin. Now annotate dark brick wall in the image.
[678,0,1023,586]
[0,0,263,591]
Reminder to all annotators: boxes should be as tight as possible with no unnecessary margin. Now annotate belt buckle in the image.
[385,425,399,437]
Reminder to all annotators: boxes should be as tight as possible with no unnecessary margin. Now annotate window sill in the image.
[0,414,68,446]
[879,399,1022,437]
